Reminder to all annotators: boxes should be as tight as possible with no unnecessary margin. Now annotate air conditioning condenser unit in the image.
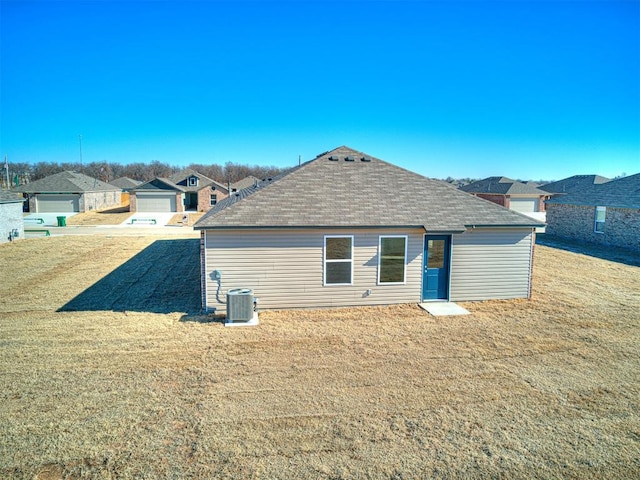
[225,288,258,326]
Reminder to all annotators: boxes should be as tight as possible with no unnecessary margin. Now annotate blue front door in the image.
[423,235,451,300]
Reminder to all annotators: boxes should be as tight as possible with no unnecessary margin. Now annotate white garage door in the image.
[36,194,80,212]
[136,193,176,212]
[510,198,538,213]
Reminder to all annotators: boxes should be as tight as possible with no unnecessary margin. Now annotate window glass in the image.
[594,206,606,233]
[326,237,352,260]
[210,194,217,206]
[427,240,445,269]
[379,236,407,283]
[326,262,352,284]
[324,236,353,285]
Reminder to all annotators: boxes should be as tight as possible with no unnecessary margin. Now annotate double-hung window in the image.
[378,235,408,284]
[324,236,353,285]
[594,206,606,233]
[210,194,218,206]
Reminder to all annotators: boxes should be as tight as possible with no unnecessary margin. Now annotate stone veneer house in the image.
[194,146,544,313]
[545,173,640,252]
[17,171,120,213]
[130,169,229,213]
[0,190,25,243]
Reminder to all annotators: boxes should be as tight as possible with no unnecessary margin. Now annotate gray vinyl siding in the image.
[203,228,424,311]
[449,228,533,301]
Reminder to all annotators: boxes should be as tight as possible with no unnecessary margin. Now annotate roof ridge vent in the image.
[328,156,340,161]
[361,156,372,162]
[345,155,355,162]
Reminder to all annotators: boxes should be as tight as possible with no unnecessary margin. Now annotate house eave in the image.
[465,223,544,229]
[194,224,433,231]
[193,223,530,232]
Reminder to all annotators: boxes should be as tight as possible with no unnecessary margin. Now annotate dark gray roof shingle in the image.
[109,177,142,190]
[460,177,550,196]
[539,175,611,194]
[16,171,120,193]
[0,190,25,204]
[231,176,260,191]
[133,178,185,192]
[195,146,543,231]
[546,173,640,208]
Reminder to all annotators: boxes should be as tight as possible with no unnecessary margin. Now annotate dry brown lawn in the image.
[63,207,205,227]
[0,236,638,479]
[64,205,133,226]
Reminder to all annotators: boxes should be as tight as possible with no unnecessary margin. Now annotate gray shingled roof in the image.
[231,176,260,191]
[546,172,640,208]
[539,175,611,194]
[195,146,543,231]
[168,168,228,193]
[0,190,25,204]
[133,178,185,192]
[16,171,120,193]
[459,177,550,196]
[109,177,142,190]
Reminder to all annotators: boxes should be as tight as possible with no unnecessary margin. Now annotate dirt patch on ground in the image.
[0,237,638,478]
[65,205,132,226]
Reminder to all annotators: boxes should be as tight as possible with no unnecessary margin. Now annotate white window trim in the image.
[594,206,606,234]
[188,176,198,187]
[377,235,408,285]
[210,194,217,206]
[323,235,354,286]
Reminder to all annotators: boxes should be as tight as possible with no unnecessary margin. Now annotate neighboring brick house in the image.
[16,171,121,213]
[130,169,229,213]
[459,177,551,215]
[545,173,640,252]
[539,175,611,195]
[168,169,230,212]
[0,190,25,243]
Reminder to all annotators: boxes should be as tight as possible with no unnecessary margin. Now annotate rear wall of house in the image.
[450,228,534,301]
[201,226,536,312]
[202,227,425,311]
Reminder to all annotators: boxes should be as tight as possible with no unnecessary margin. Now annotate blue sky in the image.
[1,0,638,180]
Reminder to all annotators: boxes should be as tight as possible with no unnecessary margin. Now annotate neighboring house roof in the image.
[168,168,229,193]
[133,178,185,192]
[546,173,640,209]
[539,175,611,194]
[109,177,142,190]
[0,190,25,204]
[459,177,550,196]
[521,181,541,187]
[195,146,543,231]
[16,171,119,193]
[231,176,260,191]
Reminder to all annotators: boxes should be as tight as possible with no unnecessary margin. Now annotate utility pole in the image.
[79,134,83,172]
